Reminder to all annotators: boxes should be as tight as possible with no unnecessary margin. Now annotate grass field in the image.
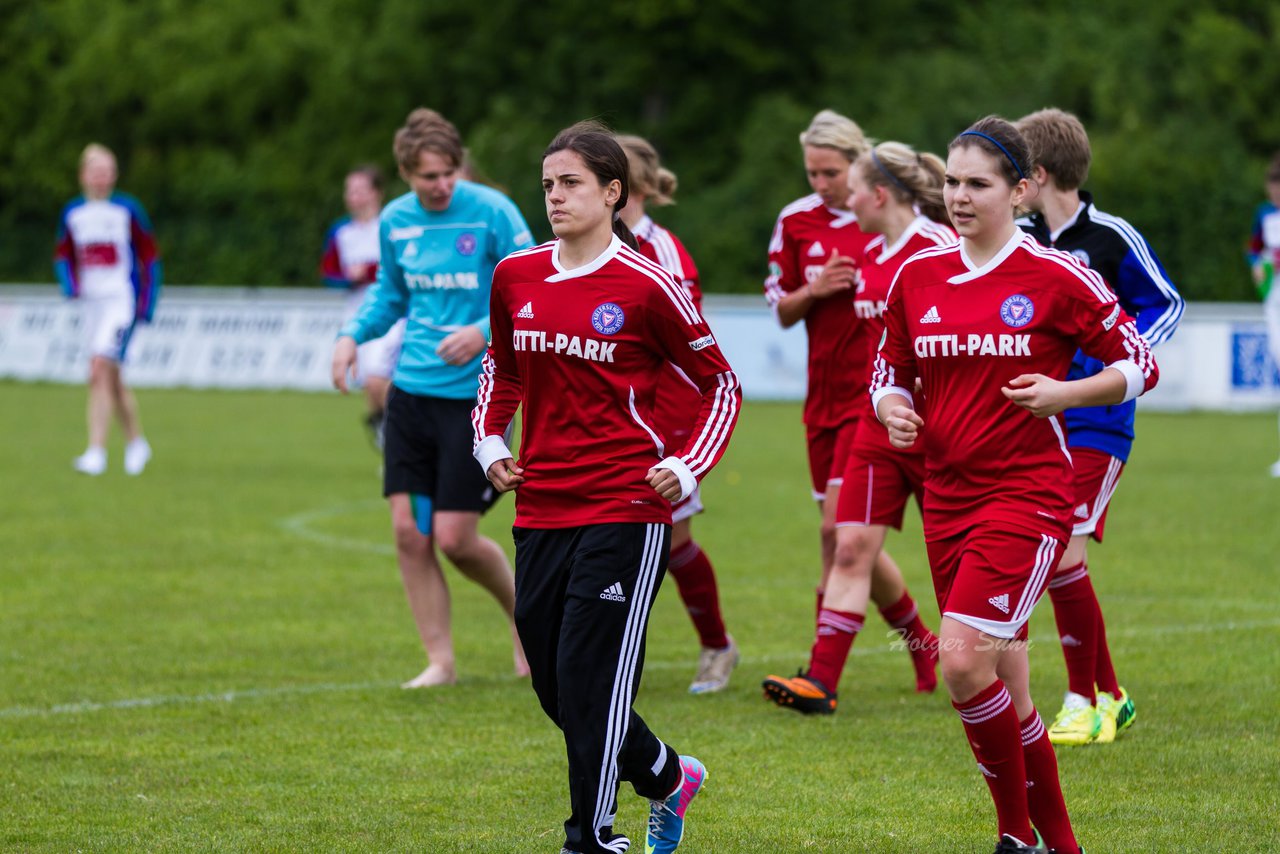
[2,381,1278,852]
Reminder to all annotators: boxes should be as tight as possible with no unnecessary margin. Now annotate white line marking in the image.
[3,618,1276,720]
[276,499,393,556]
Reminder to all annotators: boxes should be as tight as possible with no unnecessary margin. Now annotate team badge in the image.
[591,302,625,335]
[455,232,478,256]
[1070,248,1091,267]
[999,294,1035,328]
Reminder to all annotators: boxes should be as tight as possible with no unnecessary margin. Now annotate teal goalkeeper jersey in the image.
[341,181,534,399]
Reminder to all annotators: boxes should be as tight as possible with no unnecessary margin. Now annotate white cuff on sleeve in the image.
[654,456,697,502]
[1108,360,1145,403]
[473,434,514,474]
[871,386,915,422]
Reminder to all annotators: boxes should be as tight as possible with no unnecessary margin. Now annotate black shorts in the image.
[382,386,500,513]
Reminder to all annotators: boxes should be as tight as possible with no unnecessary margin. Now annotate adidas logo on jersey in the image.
[1074,503,1090,519]
[807,241,826,258]
[516,301,535,319]
[919,305,942,324]
[600,582,627,603]
[988,593,1010,614]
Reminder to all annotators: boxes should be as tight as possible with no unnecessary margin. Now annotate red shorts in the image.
[925,524,1063,639]
[834,450,925,528]
[1070,447,1124,541]
[805,418,859,499]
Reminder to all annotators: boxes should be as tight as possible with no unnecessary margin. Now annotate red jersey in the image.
[635,215,704,449]
[870,230,1157,540]
[764,194,875,429]
[473,237,741,529]
[848,217,957,460]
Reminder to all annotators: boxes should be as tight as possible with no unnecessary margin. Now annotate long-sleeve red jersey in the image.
[870,230,1158,541]
[764,193,875,429]
[848,217,956,461]
[473,237,741,529]
[634,215,704,450]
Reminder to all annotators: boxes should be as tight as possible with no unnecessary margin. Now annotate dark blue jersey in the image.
[1020,192,1183,461]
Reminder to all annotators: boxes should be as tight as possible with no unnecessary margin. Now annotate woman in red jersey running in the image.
[762,110,938,708]
[473,121,740,854]
[872,116,1159,854]
[763,141,954,714]
[616,133,739,695]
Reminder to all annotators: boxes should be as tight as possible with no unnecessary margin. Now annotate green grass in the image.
[2,381,1278,852]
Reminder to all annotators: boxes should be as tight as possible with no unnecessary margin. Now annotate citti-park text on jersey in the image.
[914,333,1031,358]
[513,330,618,363]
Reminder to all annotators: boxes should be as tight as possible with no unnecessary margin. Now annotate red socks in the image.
[1048,561,1101,703]
[1021,711,1078,853]
[879,592,939,692]
[667,540,729,650]
[953,680,1035,846]
[1094,616,1120,698]
[806,609,863,692]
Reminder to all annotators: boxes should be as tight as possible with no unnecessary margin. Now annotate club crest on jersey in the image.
[1070,248,1091,267]
[455,232,477,256]
[591,302,625,335]
[999,294,1035,328]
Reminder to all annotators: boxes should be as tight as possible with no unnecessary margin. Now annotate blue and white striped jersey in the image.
[1021,191,1184,461]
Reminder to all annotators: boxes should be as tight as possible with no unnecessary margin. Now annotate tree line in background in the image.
[2,0,1278,300]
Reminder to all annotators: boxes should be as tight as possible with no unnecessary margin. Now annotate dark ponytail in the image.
[544,120,638,250]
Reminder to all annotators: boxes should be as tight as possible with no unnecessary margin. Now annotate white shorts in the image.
[671,486,704,525]
[80,296,136,362]
[356,319,405,382]
[1265,286,1280,368]
[343,286,404,383]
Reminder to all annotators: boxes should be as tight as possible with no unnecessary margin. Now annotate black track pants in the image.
[513,522,682,854]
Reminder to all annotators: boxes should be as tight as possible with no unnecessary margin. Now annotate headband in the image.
[870,150,913,198]
[960,131,1025,179]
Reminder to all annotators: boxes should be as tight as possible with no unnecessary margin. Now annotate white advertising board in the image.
[1,287,1277,411]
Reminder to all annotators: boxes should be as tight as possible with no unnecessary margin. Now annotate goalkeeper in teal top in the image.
[332,108,535,688]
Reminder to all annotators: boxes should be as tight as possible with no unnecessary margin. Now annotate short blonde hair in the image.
[393,108,464,172]
[1014,108,1091,190]
[799,109,869,162]
[80,143,116,170]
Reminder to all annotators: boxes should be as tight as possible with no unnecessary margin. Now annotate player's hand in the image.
[645,467,683,502]
[884,405,923,449]
[331,335,358,393]
[809,250,857,299]
[1002,373,1070,418]
[487,458,525,492]
[437,326,487,366]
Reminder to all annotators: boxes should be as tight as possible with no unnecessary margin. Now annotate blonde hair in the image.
[858,141,948,224]
[616,135,677,206]
[799,109,869,162]
[80,143,116,170]
[393,108,465,172]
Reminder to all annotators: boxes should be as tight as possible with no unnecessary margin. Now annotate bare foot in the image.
[401,664,457,689]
